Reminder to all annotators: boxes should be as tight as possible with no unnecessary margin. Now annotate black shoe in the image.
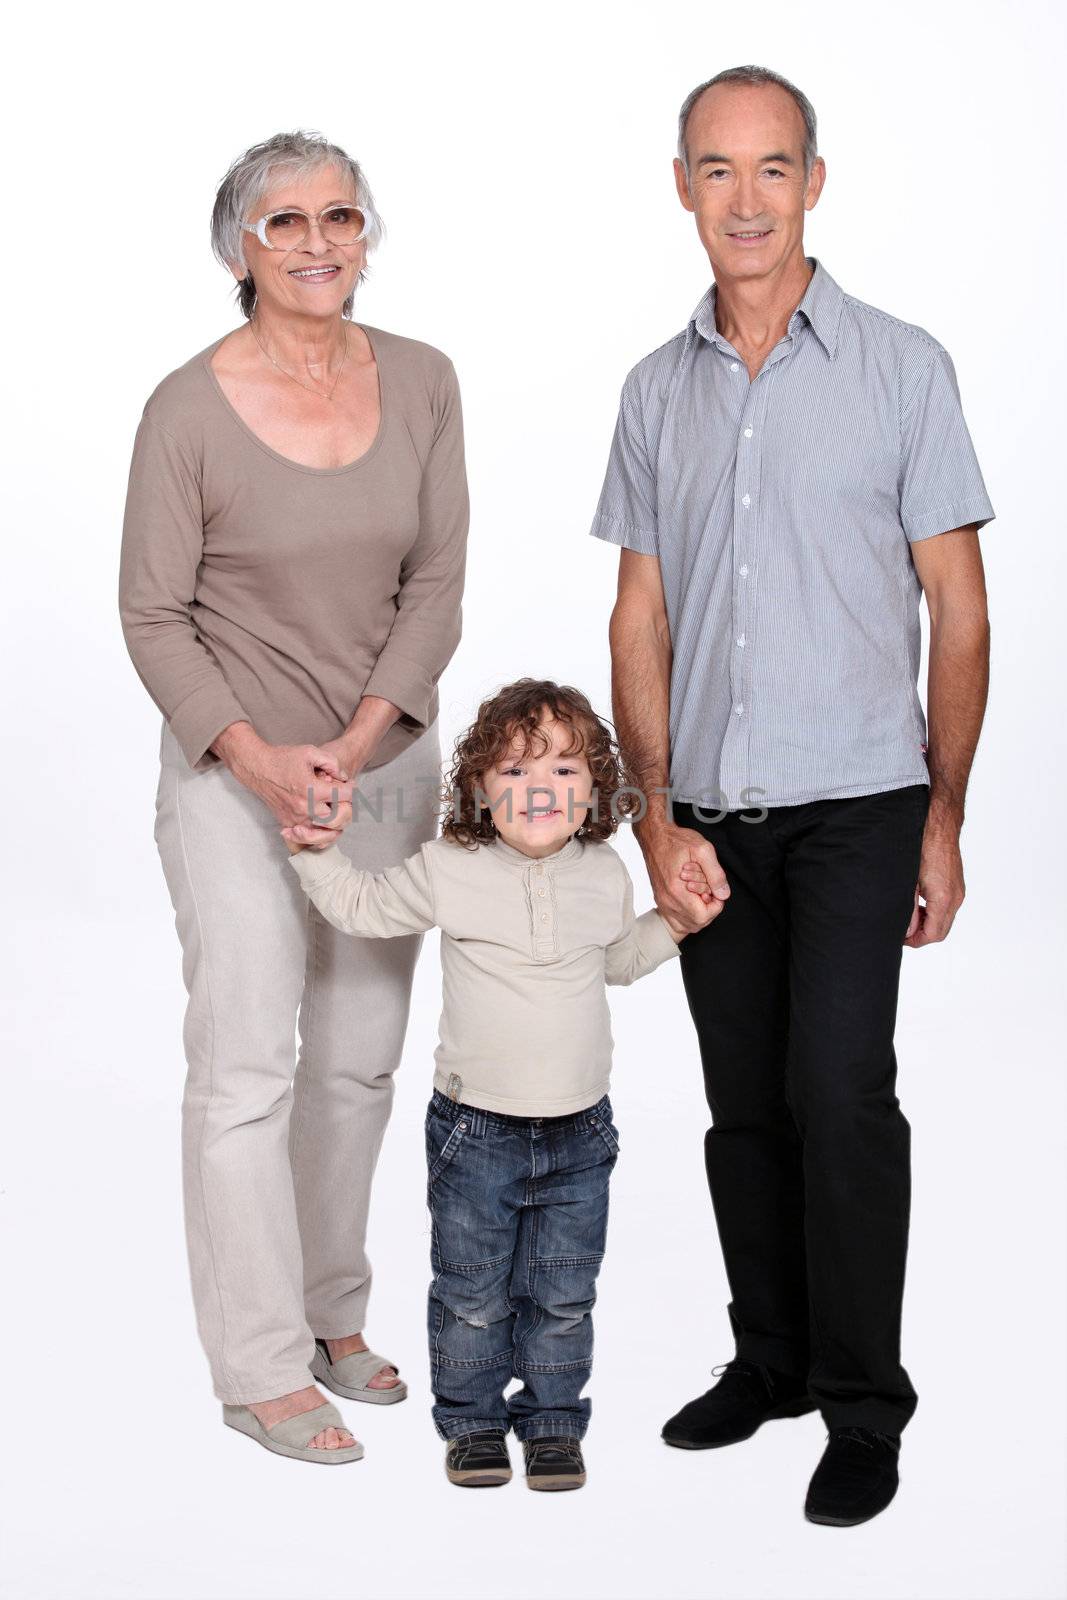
[662,1358,816,1449]
[444,1430,512,1487]
[522,1435,587,1491]
[804,1427,901,1526]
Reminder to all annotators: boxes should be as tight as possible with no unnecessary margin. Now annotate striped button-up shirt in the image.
[589,257,996,810]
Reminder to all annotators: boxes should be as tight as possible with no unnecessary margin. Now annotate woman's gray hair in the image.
[677,66,818,179]
[210,130,384,319]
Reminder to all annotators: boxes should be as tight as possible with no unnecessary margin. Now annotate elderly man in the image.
[590,65,994,1525]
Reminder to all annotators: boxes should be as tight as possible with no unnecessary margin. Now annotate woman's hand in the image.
[215,726,354,842]
[281,735,367,850]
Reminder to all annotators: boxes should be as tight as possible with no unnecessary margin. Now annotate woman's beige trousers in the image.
[153,716,442,1404]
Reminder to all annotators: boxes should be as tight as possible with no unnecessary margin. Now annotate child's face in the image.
[480,713,595,858]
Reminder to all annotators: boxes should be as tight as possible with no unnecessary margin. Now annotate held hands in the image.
[282,736,365,853]
[231,741,357,855]
[642,821,731,941]
[212,724,362,853]
[217,727,355,850]
[659,854,729,941]
[281,757,354,853]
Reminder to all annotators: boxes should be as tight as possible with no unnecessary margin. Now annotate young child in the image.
[282,678,721,1490]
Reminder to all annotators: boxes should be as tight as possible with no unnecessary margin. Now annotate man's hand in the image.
[904,810,965,947]
[659,864,726,934]
[638,817,731,935]
[679,856,718,903]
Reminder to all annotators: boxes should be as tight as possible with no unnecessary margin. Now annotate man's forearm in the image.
[925,612,990,829]
[608,599,673,838]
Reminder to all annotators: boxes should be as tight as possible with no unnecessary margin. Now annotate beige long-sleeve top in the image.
[119,325,468,773]
[288,830,681,1115]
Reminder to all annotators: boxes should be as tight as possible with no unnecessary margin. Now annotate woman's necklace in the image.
[249,316,350,402]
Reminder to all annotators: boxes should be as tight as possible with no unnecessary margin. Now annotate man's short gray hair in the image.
[677,66,818,179]
[210,130,384,319]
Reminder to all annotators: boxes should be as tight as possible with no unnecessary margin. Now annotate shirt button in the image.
[730,361,739,372]
[537,888,546,897]
[740,564,749,577]
[737,634,746,647]
[743,426,753,438]
[735,703,744,716]
[741,494,751,507]
[541,912,550,922]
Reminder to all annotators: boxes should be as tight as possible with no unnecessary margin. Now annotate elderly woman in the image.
[119,131,468,1463]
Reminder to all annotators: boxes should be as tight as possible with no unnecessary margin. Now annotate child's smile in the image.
[481,711,594,859]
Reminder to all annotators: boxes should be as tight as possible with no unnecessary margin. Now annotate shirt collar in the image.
[488,832,585,871]
[687,255,844,362]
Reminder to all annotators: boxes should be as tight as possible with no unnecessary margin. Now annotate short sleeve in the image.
[899,342,996,543]
[588,370,660,556]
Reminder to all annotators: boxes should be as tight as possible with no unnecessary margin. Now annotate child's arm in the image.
[604,873,685,987]
[605,862,724,984]
[285,839,437,939]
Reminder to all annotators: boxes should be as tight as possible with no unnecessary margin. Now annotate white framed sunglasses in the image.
[244,203,371,251]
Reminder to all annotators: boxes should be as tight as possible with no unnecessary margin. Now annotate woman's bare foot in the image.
[325,1332,401,1390]
[248,1385,359,1450]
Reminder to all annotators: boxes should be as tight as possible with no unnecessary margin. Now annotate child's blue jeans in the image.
[424,1088,620,1441]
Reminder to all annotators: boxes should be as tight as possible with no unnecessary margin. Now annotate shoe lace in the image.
[829,1426,900,1452]
[450,1431,504,1466]
[711,1357,775,1399]
[526,1437,582,1466]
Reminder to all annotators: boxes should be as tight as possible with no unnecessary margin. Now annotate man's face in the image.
[674,83,825,283]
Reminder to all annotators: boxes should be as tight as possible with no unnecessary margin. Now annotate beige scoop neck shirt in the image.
[288,831,681,1116]
[119,325,469,773]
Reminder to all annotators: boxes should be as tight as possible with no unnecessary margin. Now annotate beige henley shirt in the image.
[287,830,681,1115]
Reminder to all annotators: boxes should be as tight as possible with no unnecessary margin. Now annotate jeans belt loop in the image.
[467,1106,487,1138]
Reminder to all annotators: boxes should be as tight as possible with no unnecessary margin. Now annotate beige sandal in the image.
[311,1338,408,1404]
[223,1399,364,1463]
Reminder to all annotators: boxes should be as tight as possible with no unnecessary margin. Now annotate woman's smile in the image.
[288,263,343,282]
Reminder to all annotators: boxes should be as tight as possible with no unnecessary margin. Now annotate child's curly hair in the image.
[440,678,641,849]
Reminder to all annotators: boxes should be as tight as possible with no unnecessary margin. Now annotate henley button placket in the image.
[529,862,557,961]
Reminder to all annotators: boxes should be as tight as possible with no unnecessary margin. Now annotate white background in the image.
[4,2,1065,1597]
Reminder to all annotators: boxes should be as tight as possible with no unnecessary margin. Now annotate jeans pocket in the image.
[585,1103,621,1161]
[426,1110,471,1186]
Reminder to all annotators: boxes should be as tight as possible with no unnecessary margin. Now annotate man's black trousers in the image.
[673,782,930,1437]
